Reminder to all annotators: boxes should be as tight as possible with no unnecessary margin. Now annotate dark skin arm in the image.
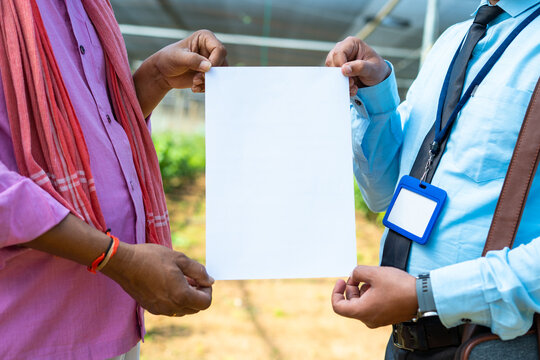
[24,214,213,317]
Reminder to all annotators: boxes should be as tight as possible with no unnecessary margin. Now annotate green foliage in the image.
[153,133,205,191]
[354,179,380,222]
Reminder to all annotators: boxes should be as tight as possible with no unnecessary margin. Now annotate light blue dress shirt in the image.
[351,0,540,340]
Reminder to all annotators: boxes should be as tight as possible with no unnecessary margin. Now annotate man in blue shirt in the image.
[326,0,540,358]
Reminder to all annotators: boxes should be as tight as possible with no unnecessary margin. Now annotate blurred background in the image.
[109,1,479,359]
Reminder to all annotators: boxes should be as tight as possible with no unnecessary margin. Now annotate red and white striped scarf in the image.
[0,0,171,247]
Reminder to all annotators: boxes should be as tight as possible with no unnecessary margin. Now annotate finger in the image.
[350,265,375,284]
[198,32,227,66]
[193,73,204,86]
[176,254,215,287]
[342,59,387,86]
[332,281,359,318]
[185,276,197,287]
[170,48,212,73]
[325,50,335,67]
[332,48,349,69]
[331,279,346,307]
[208,44,227,67]
[174,308,200,316]
[350,85,358,97]
[345,283,361,300]
[359,283,371,297]
[177,285,213,310]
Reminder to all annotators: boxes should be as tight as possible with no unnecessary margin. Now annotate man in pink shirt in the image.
[0,1,227,359]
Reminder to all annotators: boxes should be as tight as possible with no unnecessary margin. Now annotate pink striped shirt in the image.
[0,1,146,358]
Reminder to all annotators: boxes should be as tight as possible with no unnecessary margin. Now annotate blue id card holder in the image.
[382,175,447,245]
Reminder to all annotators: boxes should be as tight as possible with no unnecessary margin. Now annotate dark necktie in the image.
[380,5,504,270]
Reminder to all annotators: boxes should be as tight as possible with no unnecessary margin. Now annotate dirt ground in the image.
[140,178,389,360]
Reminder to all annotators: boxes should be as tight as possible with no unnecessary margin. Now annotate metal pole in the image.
[118,24,419,59]
[356,0,402,40]
[260,0,272,66]
[420,0,439,65]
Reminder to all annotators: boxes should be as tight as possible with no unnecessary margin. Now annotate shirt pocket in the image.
[449,85,531,183]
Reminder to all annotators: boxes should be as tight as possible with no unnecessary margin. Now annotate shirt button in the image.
[130,180,135,191]
[79,45,86,55]
[106,114,112,123]
[354,99,362,106]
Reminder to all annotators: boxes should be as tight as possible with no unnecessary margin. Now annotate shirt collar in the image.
[474,0,540,17]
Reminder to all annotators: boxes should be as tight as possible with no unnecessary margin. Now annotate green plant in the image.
[152,132,205,191]
[354,179,380,222]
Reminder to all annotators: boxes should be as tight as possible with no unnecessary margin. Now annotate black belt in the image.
[392,315,464,352]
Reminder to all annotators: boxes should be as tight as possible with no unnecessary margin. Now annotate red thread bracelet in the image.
[87,231,120,274]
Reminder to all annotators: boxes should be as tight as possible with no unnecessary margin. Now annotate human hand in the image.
[325,36,391,96]
[134,29,227,116]
[331,265,417,328]
[102,243,214,317]
[151,29,227,93]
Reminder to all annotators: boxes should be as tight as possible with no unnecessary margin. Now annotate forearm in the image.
[22,214,213,316]
[22,213,132,274]
[431,237,540,339]
[351,63,404,212]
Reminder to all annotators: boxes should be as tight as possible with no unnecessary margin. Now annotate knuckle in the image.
[175,252,188,264]
[197,29,212,36]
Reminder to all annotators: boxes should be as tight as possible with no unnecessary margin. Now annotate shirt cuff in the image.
[430,259,492,328]
[354,61,400,116]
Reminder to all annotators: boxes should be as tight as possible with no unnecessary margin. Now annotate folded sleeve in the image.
[431,238,540,340]
[0,160,69,248]
[350,62,405,212]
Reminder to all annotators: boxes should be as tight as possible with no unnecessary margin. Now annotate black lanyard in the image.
[420,5,540,182]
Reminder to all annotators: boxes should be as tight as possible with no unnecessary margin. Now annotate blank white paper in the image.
[205,67,356,280]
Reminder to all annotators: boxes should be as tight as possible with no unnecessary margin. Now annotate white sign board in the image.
[205,67,356,280]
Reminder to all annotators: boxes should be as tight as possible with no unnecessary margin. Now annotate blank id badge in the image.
[382,175,447,245]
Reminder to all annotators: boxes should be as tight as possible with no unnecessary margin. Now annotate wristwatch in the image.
[415,273,438,319]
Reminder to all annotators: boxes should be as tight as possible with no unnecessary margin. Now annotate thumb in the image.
[349,265,376,285]
[176,255,215,287]
[171,48,212,73]
[341,60,388,86]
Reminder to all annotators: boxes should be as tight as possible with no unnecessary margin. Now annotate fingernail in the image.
[193,78,203,85]
[209,276,215,284]
[199,60,212,71]
[343,64,352,75]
